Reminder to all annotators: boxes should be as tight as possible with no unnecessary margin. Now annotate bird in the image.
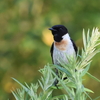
[49,25,77,85]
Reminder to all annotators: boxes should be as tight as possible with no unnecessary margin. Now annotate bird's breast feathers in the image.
[54,40,68,50]
[53,34,76,64]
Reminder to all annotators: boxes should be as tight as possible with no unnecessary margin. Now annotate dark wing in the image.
[71,39,78,55]
[50,42,54,63]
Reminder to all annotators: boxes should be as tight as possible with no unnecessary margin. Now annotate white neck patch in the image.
[62,33,70,40]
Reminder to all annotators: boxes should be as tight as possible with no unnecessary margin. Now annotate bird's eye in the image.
[54,33,57,36]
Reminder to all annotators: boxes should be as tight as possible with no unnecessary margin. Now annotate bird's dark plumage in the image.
[50,42,54,63]
[49,25,68,42]
[71,39,78,55]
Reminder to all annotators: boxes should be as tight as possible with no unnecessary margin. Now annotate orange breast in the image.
[54,40,68,50]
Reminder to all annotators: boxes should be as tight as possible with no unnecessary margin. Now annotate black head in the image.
[49,25,68,42]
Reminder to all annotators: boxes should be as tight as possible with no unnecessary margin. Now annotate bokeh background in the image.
[0,0,100,100]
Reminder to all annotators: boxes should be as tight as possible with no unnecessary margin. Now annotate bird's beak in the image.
[49,28,57,31]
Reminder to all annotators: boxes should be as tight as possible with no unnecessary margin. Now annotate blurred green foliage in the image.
[0,0,100,100]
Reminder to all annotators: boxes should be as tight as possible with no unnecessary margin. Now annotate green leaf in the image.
[51,95,67,100]
[84,88,94,93]
[54,65,72,77]
[87,72,100,82]
[93,96,100,100]
[87,29,90,45]
[81,64,90,77]
[58,81,76,88]
[38,80,43,90]
[12,78,29,93]
[83,29,86,50]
